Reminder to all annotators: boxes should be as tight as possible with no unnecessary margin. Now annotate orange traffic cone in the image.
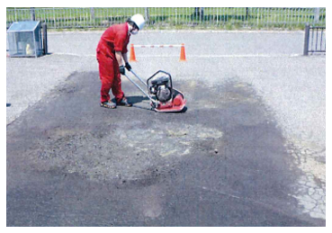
[129,44,137,62]
[179,43,187,62]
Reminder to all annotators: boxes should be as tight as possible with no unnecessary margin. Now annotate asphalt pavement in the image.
[6,30,325,226]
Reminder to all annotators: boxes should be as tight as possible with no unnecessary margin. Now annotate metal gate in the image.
[303,24,326,55]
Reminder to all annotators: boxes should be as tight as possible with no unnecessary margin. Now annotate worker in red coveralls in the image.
[96,14,145,109]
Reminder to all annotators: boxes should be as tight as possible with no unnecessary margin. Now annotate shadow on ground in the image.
[7,71,325,226]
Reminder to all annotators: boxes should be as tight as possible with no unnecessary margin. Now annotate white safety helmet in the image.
[129,14,145,30]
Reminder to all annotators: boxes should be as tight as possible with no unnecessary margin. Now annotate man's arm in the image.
[115,51,129,65]
[116,51,131,74]
[122,52,129,64]
[115,51,124,66]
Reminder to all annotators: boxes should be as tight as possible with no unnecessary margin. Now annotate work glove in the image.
[119,65,125,75]
[125,62,132,71]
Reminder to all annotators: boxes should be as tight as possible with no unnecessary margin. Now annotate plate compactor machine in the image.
[124,70,187,113]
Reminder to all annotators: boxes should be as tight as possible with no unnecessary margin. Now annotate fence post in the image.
[303,23,310,56]
[257,8,259,26]
[195,8,199,17]
[90,7,95,21]
[42,23,48,55]
[30,7,36,21]
[144,7,150,24]
[200,7,204,21]
[246,7,249,19]
[53,7,56,29]
[314,8,320,24]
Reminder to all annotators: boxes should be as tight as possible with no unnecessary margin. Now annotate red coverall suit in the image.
[96,23,130,103]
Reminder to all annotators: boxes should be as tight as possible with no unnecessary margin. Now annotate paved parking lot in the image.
[6,30,325,226]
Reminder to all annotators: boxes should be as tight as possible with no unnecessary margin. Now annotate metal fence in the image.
[6,7,326,29]
[303,24,326,55]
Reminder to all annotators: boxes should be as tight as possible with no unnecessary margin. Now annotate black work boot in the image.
[117,96,132,107]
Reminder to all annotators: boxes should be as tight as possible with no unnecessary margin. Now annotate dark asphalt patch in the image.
[7,72,325,226]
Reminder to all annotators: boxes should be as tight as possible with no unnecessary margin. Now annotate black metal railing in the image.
[304,24,326,55]
[7,7,326,30]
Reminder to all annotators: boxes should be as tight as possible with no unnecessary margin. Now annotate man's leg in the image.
[111,61,125,103]
[97,53,116,107]
[112,68,132,107]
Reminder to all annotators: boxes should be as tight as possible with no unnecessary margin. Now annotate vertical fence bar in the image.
[59,8,62,28]
[257,8,259,26]
[78,8,81,27]
[175,7,177,25]
[87,8,89,27]
[91,7,94,26]
[30,7,36,21]
[266,7,268,27]
[260,7,263,26]
[186,7,188,26]
[263,7,266,27]
[310,25,314,52]
[323,28,326,51]
[82,8,84,27]
[53,7,56,28]
[224,7,227,27]
[69,8,71,28]
[315,27,319,51]
[286,7,289,26]
[314,8,320,25]
[162,7,165,26]
[66,8,68,28]
[60,8,62,28]
[216,7,219,25]
[84,8,86,27]
[43,8,46,25]
[55,8,63,28]
[59,8,61,28]
[42,23,48,55]
[107,8,109,27]
[303,24,310,55]
[221,7,223,26]
[86,7,88,27]
[320,28,323,51]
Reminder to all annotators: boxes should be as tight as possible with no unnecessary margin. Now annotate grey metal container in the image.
[7,21,43,58]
